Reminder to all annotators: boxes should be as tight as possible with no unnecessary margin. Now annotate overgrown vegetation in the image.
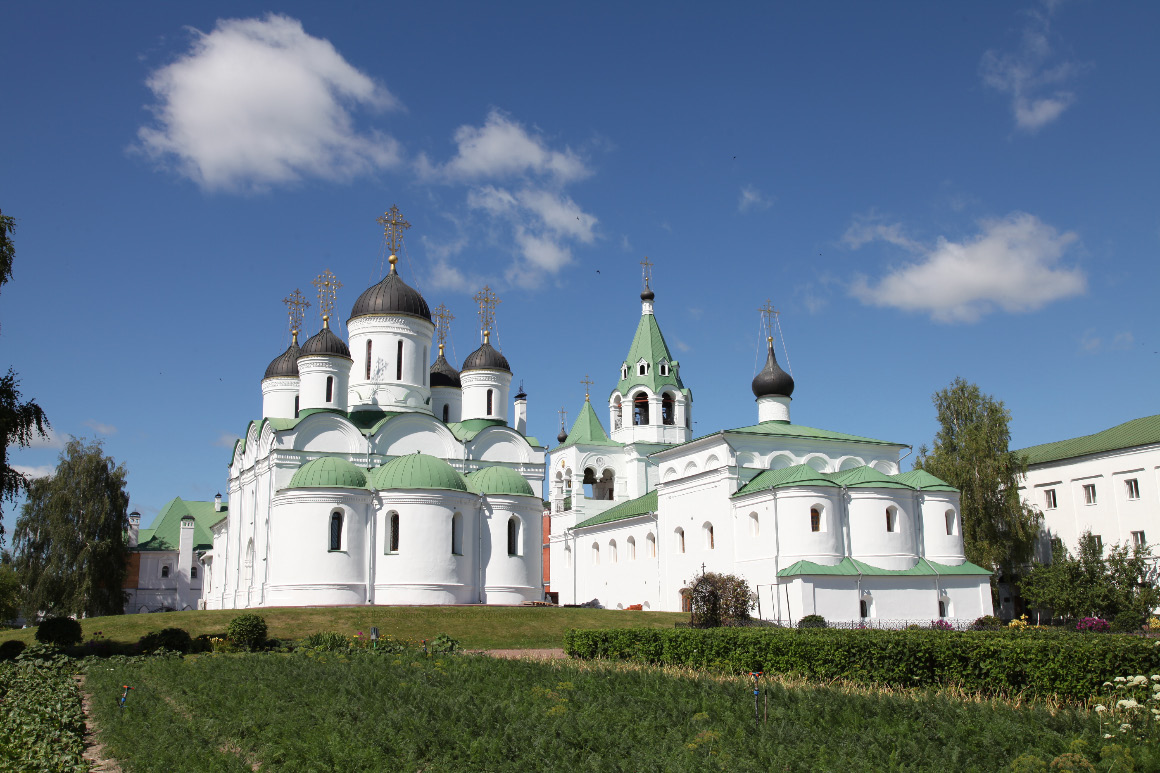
[0,645,86,772]
[686,571,753,628]
[564,627,1160,700]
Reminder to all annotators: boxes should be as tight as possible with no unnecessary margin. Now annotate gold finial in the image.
[282,288,310,337]
[483,330,490,344]
[473,285,501,338]
[759,299,779,341]
[376,205,411,272]
[438,342,444,356]
[580,374,594,400]
[322,314,330,329]
[640,256,654,289]
[312,270,342,321]
[433,303,454,350]
[292,330,299,345]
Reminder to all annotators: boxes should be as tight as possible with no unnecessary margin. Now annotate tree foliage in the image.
[686,571,753,628]
[0,562,19,623]
[13,438,129,617]
[1019,531,1160,625]
[0,209,50,545]
[914,377,1040,576]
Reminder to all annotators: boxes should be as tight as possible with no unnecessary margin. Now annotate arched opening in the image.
[366,340,373,379]
[675,527,685,554]
[190,566,198,580]
[612,396,623,430]
[662,393,675,425]
[594,468,615,500]
[396,340,404,380]
[860,593,873,619]
[325,376,334,403]
[486,389,494,416]
[442,404,450,423]
[507,516,521,556]
[703,522,715,550]
[582,467,597,499]
[633,392,649,425]
[938,597,950,618]
[810,508,821,533]
[646,532,656,558]
[387,512,400,553]
[885,506,897,533]
[750,512,760,537]
[945,509,955,536]
[161,565,170,579]
[609,539,618,563]
[592,542,600,565]
[330,511,343,550]
[452,512,463,555]
[627,536,636,560]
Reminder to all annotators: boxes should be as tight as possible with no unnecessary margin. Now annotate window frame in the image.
[1044,488,1057,509]
[1083,483,1097,505]
[329,510,343,552]
[1126,478,1141,500]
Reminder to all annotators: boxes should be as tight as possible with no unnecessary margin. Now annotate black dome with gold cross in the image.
[349,206,432,323]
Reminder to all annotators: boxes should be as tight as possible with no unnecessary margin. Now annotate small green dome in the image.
[369,453,468,492]
[465,466,535,497]
[289,457,368,489]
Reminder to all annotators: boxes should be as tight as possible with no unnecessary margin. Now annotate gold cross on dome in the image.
[433,304,454,349]
[580,374,594,400]
[640,256,654,289]
[376,205,411,257]
[282,288,310,335]
[558,406,568,429]
[759,299,779,339]
[312,269,343,320]
[473,285,501,334]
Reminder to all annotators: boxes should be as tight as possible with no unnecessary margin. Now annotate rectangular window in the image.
[1044,489,1057,509]
[1093,534,1103,551]
[1083,484,1097,505]
[1126,478,1140,500]
[1132,530,1146,548]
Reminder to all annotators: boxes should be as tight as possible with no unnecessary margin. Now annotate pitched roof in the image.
[1017,415,1160,465]
[733,464,839,497]
[830,466,913,489]
[614,312,685,395]
[892,469,958,492]
[555,400,623,451]
[136,497,226,553]
[574,490,658,529]
[777,556,990,577]
[733,464,959,498]
[724,421,904,447]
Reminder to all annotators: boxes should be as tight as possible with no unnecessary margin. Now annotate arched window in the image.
[633,393,649,425]
[627,536,636,560]
[860,599,869,619]
[750,512,760,537]
[704,523,715,549]
[938,599,947,618]
[592,542,600,565]
[396,340,404,380]
[366,340,372,379]
[885,507,897,533]
[647,532,656,557]
[945,510,955,536]
[294,395,299,418]
[675,527,685,553]
[330,511,343,550]
[190,566,198,579]
[442,404,450,423]
[659,361,669,376]
[621,365,628,379]
[810,508,821,533]
[388,512,400,553]
[609,539,618,563]
[325,376,334,403]
[452,512,463,555]
[507,516,520,556]
[487,389,494,416]
[161,565,170,578]
[422,346,427,386]
[662,393,675,425]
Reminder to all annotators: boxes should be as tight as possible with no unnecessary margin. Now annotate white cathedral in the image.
[203,210,993,624]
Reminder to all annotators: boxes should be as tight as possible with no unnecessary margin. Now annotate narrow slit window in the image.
[161,565,170,579]
[945,510,955,536]
[662,394,675,425]
[294,395,299,418]
[1126,478,1140,500]
[397,340,403,380]
[330,511,342,551]
[442,404,450,423]
[452,513,463,555]
[190,566,198,579]
[885,508,896,533]
[507,517,520,556]
[810,508,820,533]
[366,340,372,379]
[487,389,494,416]
[325,376,333,403]
[389,513,400,553]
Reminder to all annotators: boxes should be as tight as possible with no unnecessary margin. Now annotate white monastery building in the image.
[203,209,545,609]
[123,496,225,613]
[547,277,994,624]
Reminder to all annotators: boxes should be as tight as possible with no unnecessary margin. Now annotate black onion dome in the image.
[557,428,569,443]
[429,353,461,389]
[299,324,352,359]
[751,341,795,398]
[641,287,655,301]
[349,267,431,322]
[264,340,301,379]
[462,342,511,373]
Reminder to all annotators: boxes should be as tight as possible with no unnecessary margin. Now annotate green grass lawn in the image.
[2,606,686,650]
[83,651,1122,773]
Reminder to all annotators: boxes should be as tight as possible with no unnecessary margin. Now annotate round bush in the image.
[35,616,83,646]
[798,614,827,629]
[1112,612,1145,633]
[0,639,26,661]
[227,613,268,650]
[139,627,194,654]
[970,615,1003,631]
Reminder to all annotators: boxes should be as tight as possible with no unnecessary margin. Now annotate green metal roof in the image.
[1017,414,1160,465]
[465,466,535,497]
[574,490,658,529]
[831,466,912,489]
[369,452,468,492]
[447,418,507,441]
[135,497,227,553]
[614,311,685,396]
[892,469,958,492]
[733,464,839,497]
[777,556,990,577]
[288,457,369,489]
[555,399,623,451]
[725,421,903,447]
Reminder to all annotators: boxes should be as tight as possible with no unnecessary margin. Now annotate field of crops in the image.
[82,649,1112,772]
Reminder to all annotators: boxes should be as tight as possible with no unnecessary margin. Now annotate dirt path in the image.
[76,676,122,773]
[470,648,568,660]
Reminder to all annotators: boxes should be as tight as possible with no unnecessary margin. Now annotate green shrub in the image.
[0,640,25,661]
[797,614,827,629]
[301,631,351,651]
[1112,611,1145,633]
[563,626,1160,700]
[970,615,1002,630]
[139,627,194,654]
[429,633,460,654]
[226,614,268,651]
[35,616,82,646]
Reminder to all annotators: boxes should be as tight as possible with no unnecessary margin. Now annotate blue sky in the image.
[3,2,1158,535]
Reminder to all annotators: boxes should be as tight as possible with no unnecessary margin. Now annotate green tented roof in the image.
[831,466,913,489]
[1017,415,1160,465]
[733,465,839,497]
[135,497,227,553]
[777,557,990,577]
[614,311,685,396]
[466,466,535,497]
[289,457,369,489]
[893,469,958,492]
[574,490,658,529]
[369,453,468,492]
[555,399,623,451]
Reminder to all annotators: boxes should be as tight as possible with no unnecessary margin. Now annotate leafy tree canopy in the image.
[685,571,753,628]
[13,437,130,617]
[914,377,1040,576]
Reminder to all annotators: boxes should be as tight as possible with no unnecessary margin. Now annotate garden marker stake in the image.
[119,685,134,710]
[748,672,763,732]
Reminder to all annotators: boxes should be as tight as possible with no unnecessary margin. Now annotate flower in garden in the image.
[1095,705,1107,712]
[1116,700,1139,710]
[1115,677,1127,683]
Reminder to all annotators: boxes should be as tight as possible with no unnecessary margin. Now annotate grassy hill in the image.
[1,606,686,650]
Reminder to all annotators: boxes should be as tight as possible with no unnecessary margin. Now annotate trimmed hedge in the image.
[563,627,1160,700]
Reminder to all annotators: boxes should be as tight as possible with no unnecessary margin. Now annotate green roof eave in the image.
[733,464,840,497]
[573,490,658,529]
[725,421,905,447]
[777,556,991,577]
[1017,414,1160,465]
[892,469,958,492]
[447,418,509,442]
[830,466,913,489]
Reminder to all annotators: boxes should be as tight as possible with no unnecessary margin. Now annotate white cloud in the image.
[213,431,242,448]
[13,464,55,480]
[1112,331,1135,350]
[137,14,402,191]
[25,426,66,450]
[1080,330,1135,353]
[980,4,1082,133]
[842,215,923,252]
[849,212,1085,323]
[672,338,691,353]
[84,420,117,435]
[1079,329,1102,353]
[738,185,774,213]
